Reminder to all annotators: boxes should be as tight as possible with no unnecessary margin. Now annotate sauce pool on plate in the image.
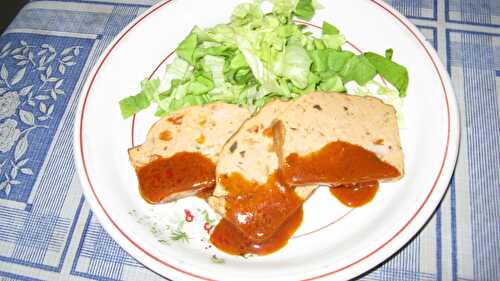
[330,181,379,207]
[217,172,304,243]
[210,208,303,256]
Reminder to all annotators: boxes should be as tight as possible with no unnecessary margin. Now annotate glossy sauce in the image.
[217,172,303,243]
[136,152,215,204]
[281,141,400,186]
[195,187,214,201]
[330,181,379,207]
[210,207,303,256]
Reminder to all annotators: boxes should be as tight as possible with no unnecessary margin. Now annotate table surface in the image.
[0,0,498,280]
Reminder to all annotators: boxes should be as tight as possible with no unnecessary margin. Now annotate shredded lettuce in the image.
[294,0,315,20]
[340,55,377,85]
[201,55,226,89]
[175,31,198,64]
[119,91,151,119]
[318,75,345,92]
[364,52,409,97]
[159,57,192,92]
[275,39,312,89]
[321,22,345,50]
[119,0,409,118]
[322,21,339,35]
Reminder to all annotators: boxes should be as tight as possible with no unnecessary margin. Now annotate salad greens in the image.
[120,0,409,119]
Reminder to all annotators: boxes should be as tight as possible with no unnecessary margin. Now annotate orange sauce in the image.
[210,207,303,256]
[195,187,214,201]
[217,172,303,243]
[209,141,398,255]
[281,141,400,186]
[330,181,379,207]
[136,152,215,204]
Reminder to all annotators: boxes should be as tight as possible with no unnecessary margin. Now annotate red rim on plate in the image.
[76,0,453,280]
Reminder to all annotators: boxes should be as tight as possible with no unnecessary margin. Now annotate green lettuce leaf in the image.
[159,57,192,91]
[322,21,339,35]
[294,0,315,20]
[202,55,226,89]
[119,78,161,118]
[119,92,151,119]
[364,52,409,96]
[231,2,263,26]
[339,55,377,85]
[268,0,297,19]
[189,75,214,95]
[276,40,312,89]
[318,75,345,92]
[327,50,354,72]
[309,49,329,72]
[235,34,282,95]
[321,34,345,50]
[176,30,198,64]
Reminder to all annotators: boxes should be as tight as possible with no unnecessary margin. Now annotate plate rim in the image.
[73,0,461,280]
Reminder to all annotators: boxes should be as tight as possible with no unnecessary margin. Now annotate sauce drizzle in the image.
[281,141,400,186]
[136,152,215,204]
[195,187,214,201]
[217,172,303,243]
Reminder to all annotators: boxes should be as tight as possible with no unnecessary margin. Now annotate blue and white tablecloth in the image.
[0,0,498,280]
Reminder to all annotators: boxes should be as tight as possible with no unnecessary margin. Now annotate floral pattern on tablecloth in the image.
[0,38,86,202]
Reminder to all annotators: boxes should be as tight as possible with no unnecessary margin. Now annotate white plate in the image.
[73,0,460,280]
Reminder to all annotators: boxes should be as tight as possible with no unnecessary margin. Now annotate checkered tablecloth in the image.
[0,0,498,280]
